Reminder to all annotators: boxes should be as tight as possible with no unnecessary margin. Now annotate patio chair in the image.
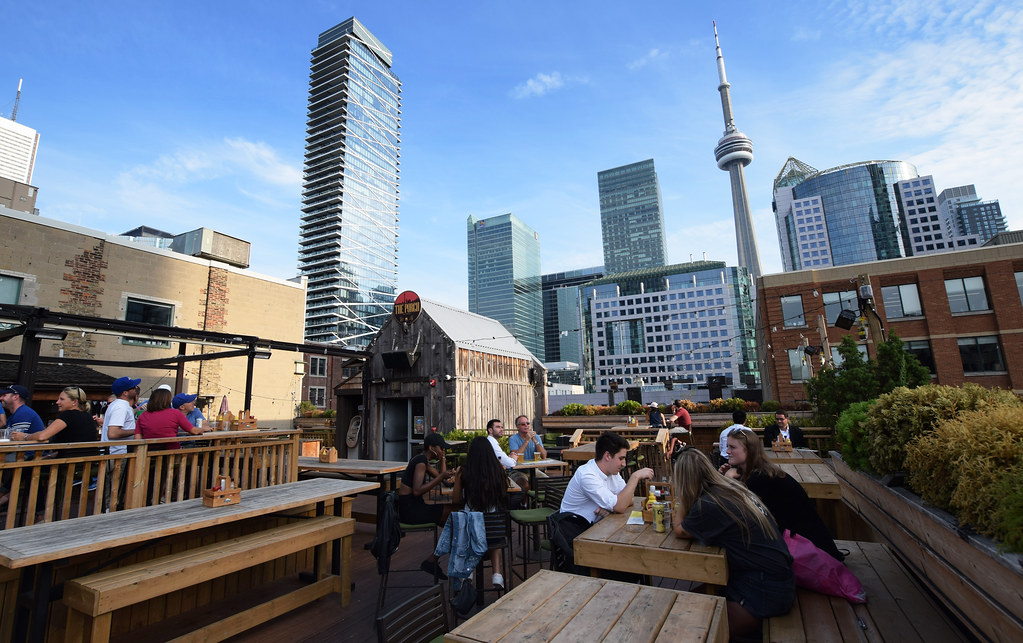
[376,584,450,643]
[509,476,570,581]
[372,492,441,614]
[472,510,512,607]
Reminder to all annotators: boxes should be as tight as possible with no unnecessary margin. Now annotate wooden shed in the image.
[361,298,546,461]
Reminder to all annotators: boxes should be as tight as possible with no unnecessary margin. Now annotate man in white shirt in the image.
[102,376,140,511]
[485,418,517,468]
[561,431,653,524]
[718,410,747,465]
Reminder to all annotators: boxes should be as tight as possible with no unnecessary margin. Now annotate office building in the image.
[597,159,667,274]
[773,159,918,270]
[580,261,758,393]
[467,213,544,360]
[937,183,1007,245]
[541,266,603,367]
[0,116,39,185]
[758,242,1023,405]
[712,24,762,285]
[299,18,401,346]
[895,175,955,256]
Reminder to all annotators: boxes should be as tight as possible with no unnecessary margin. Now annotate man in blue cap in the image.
[102,376,140,511]
[172,393,204,428]
[0,384,45,507]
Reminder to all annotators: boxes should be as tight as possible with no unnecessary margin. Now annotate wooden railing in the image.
[0,429,299,529]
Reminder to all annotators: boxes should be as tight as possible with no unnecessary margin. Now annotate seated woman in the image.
[11,386,101,457]
[671,447,795,638]
[135,388,203,449]
[397,431,456,579]
[451,436,510,589]
[721,427,844,561]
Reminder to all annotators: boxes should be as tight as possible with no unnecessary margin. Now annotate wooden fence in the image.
[0,430,299,529]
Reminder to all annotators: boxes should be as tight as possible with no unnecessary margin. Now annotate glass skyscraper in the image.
[597,159,667,274]
[541,266,604,365]
[773,159,918,270]
[299,18,401,346]
[467,213,544,360]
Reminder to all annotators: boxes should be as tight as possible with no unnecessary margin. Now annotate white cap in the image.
[156,384,173,392]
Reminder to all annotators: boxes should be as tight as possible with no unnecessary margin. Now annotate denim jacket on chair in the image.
[434,510,487,579]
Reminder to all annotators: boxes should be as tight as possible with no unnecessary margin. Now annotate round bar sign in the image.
[393,290,422,325]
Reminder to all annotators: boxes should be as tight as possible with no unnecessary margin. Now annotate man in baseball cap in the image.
[172,393,204,428]
[0,383,45,506]
[102,377,141,511]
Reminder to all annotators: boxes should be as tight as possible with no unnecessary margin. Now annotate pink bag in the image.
[783,530,866,603]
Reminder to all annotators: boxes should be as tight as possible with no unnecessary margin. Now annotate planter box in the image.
[832,452,1023,642]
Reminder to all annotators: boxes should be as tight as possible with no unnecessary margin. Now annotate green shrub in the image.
[991,470,1023,553]
[907,406,1023,535]
[835,400,876,471]
[560,403,585,416]
[866,384,1022,475]
[761,400,780,413]
[678,399,697,411]
[615,400,643,415]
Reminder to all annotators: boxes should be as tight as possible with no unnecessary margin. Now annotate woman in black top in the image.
[721,427,843,561]
[12,386,100,456]
[397,431,456,578]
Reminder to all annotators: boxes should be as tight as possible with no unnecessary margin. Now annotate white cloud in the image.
[628,48,668,70]
[510,72,565,99]
[791,28,821,42]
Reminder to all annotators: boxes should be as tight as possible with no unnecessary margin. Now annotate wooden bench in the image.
[62,515,355,643]
[764,540,970,642]
[569,427,669,451]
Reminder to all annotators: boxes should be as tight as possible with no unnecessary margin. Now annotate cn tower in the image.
[713,22,762,286]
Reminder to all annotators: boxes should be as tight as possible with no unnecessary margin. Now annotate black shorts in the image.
[397,493,443,525]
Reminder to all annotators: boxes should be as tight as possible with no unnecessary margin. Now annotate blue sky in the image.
[3,1,1021,310]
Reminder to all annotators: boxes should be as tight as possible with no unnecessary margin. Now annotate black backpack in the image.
[547,511,592,575]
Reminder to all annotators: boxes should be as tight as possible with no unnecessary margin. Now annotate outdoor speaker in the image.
[835,309,858,330]
[381,350,418,369]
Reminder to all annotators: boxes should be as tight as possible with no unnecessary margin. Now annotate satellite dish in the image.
[346,414,362,449]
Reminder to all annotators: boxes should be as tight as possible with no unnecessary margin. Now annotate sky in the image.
[3,0,1021,310]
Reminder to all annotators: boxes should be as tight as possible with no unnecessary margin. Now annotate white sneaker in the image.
[492,573,504,588]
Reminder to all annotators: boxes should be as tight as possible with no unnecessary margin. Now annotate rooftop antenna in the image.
[11,79,22,121]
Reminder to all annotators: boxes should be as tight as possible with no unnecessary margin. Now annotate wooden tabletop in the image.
[511,458,568,471]
[560,440,640,462]
[444,569,726,643]
[777,462,840,499]
[297,457,407,475]
[766,449,822,464]
[573,511,728,586]
[0,478,377,569]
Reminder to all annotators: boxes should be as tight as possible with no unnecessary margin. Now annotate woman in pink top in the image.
[135,388,203,450]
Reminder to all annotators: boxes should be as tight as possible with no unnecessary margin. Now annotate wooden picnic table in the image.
[777,462,840,499]
[573,510,728,587]
[297,456,408,523]
[766,448,823,464]
[560,440,640,463]
[0,477,375,642]
[444,569,727,642]
[511,457,568,490]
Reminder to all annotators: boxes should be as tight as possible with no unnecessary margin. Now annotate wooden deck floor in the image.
[226,495,699,643]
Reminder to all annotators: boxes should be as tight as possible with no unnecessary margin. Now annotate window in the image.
[123,297,174,347]
[1016,272,1023,304]
[788,349,810,381]
[881,284,922,318]
[822,291,857,325]
[945,276,989,313]
[310,356,327,377]
[830,343,867,367]
[957,336,1005,373]
[781,295,805,327]
[308,386,327,407]
[0,274,22,304]
[906,340,936,374]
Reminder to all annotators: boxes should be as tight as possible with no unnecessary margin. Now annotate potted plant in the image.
[297,401,316,418]
[322,409,336,426]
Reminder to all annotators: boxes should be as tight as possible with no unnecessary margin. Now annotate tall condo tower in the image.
[712,23,761,286]
[597,159,667,274]
[467,213,544,361]
[299,18,401,346]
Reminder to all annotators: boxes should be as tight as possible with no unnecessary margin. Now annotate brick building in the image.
[0,206,313,426]
[757,242,1023,405]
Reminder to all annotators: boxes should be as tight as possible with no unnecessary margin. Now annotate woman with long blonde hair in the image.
[671,447,794,637]
[11,386,100,456]
[721,427,843,561]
